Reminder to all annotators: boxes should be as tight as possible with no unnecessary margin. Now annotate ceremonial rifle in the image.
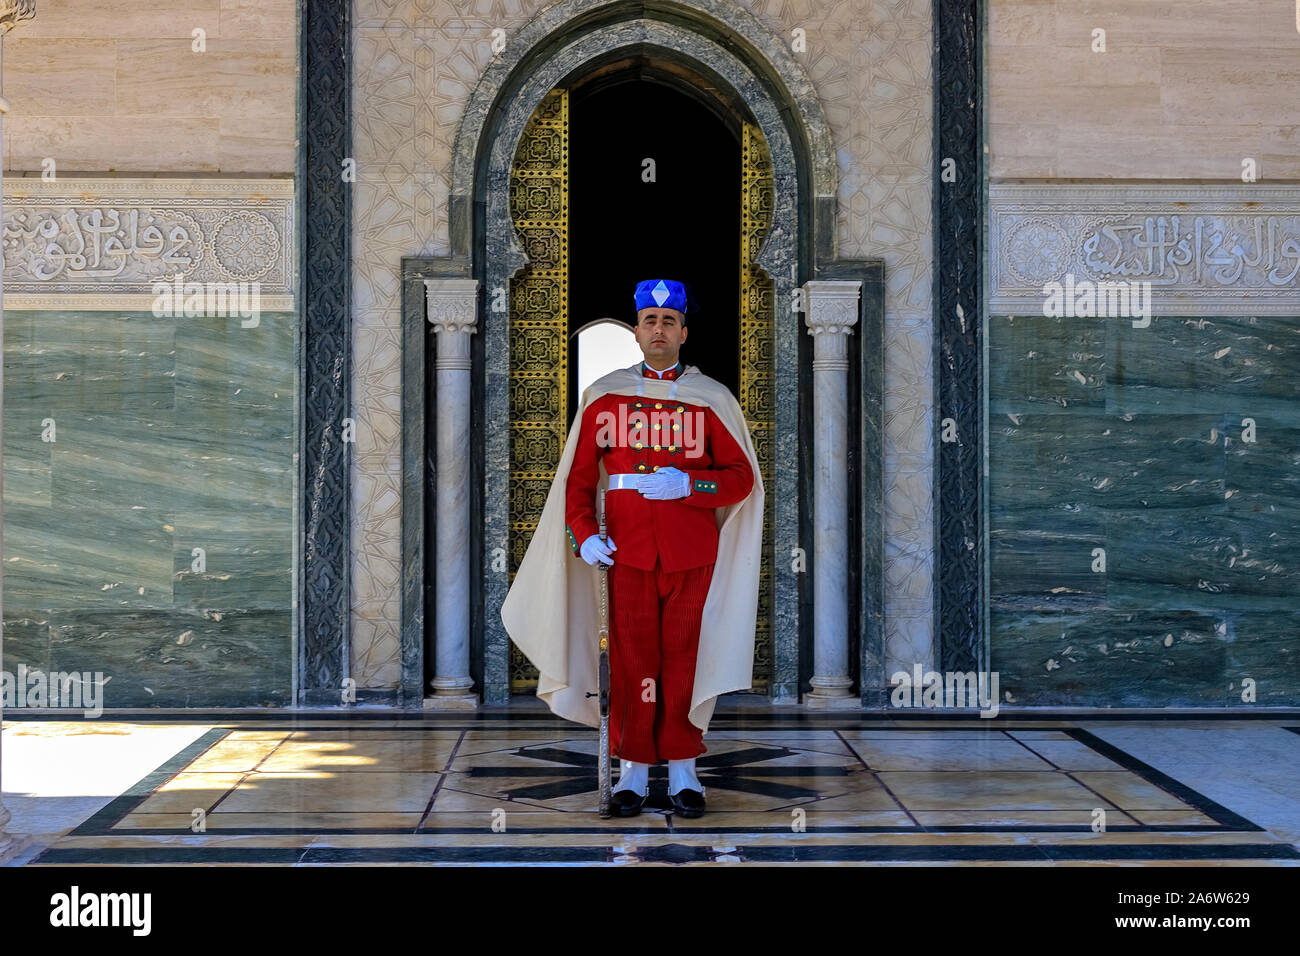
[596,487,612,818]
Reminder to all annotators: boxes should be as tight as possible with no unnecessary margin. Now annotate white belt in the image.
[606,473,645,491]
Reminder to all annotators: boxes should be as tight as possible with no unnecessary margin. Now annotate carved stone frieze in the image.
[2,178,295,310]
[990,184,1300,316]
[0,0,35,36]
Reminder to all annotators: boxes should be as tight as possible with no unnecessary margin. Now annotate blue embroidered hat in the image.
[634,278,689,314]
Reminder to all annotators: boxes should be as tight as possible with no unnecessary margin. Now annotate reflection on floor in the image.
[6,711,1300,865]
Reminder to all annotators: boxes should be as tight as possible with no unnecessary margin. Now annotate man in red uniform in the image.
[563,278,754,817]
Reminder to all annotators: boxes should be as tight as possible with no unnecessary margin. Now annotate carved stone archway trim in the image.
[449,0,838,265]
[475,17,806,703]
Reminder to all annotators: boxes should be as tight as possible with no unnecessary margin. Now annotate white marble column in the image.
[802,280,861,708]
[0,0,37,863]
[424,279,480,708]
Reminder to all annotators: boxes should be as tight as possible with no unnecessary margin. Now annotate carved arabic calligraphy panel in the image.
[990,184,1300,316]
[2,179,295,310]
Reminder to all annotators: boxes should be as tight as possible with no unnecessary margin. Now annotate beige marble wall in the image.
[349,0,936,688]
[989,0,1300,180]
[2,0,296,174]
[349,1,556,688]
[736,0,936,682]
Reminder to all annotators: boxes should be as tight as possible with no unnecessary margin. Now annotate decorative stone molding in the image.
[425,283,477,326]
[2,178,295,310]
[450,0,838,253]
[0,1,34,36]
[935,0,982,677]
[990,183,1300,316]
[300,0,350,705]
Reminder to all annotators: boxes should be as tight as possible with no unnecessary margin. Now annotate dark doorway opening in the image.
[568,71,741,428]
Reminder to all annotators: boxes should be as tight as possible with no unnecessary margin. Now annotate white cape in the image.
[500,363,764,731]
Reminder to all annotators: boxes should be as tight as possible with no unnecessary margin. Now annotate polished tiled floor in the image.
[4,708,1300,865]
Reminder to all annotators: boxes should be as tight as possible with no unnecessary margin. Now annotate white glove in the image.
[638,466,691,500]
[579,533,617,566]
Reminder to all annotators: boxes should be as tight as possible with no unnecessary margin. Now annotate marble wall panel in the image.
[7,117,225,175]
[1,310,296,707]
[1225,615,1300,707]
[992,610,1228,708]
[988,311,1300,705]
[988,0,1300,179]
[19,2,224,38]
[4,39,116,116]
[219,0,297,36]
[2,1,296,174]
[115,40,296,118]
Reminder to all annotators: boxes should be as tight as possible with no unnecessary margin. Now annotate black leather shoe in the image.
[669,788,706,818]
[611,789,647,817]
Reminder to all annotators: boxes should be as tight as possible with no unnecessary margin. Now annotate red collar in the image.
[641,361,680,381]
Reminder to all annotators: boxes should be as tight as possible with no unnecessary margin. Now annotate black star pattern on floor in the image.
[466,743,848,804]
[626,843,714,864]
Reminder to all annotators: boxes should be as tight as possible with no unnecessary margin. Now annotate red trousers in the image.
[608,557,714,764]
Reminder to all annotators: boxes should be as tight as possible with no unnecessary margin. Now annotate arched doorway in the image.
[504,62,777,695]
[457,9,831,706]
[568,67,742,405]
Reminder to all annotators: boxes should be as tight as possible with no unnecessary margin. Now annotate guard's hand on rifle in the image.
[638,466,691,500]
[579,533,617,566]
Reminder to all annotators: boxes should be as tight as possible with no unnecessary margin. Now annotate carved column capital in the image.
[425,278,479,334]
[0,1,35,36]
[803,279,860,370]
[425,279,479,371]
[803,280,861,335]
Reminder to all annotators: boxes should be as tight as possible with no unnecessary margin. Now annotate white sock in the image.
[613,759,649,797]
[668,757,704,796]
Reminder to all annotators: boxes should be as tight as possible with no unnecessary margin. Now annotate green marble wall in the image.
[989,313,1300,707]
[3,310,296,706]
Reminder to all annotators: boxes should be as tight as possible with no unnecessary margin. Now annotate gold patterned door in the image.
[506,90,776,694]
[738,121,775,694]
[507,89,570,691]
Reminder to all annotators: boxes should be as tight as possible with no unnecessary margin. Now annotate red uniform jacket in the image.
[564,364,754,573]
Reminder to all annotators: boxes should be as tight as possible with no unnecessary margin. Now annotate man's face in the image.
[634,307,688,367]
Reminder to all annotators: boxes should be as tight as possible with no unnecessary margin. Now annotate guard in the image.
[502,278,764,818]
